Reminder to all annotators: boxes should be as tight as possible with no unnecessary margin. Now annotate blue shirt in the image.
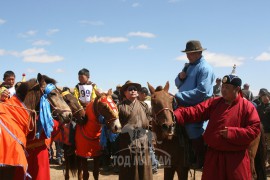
[175,56,215,138]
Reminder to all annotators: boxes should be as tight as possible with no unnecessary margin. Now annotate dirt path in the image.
[50,162,202,180]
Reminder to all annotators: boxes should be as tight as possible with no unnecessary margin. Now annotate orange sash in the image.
[0,96,31,174]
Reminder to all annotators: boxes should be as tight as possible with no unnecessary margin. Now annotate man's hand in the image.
[178,71,187,81]
[0,89,10,101]
[219,127,228,138]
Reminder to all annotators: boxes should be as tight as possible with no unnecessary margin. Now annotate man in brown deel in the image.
[117,80,153,180]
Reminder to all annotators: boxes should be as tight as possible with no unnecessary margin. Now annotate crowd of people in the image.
[0,40,270,180]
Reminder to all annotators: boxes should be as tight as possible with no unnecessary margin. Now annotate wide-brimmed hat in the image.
[120,80,141,97]
[181,40,206,53]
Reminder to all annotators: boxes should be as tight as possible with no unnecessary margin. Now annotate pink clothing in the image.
[174,95,260,180]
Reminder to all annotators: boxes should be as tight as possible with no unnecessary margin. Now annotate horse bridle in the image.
[95,95,119,125]
[153,107,176,125]
[152,94,176,129]
[61,91,84,117]
[34,83,71,115]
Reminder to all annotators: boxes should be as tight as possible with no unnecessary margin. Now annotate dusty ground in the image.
[50,160,202,180]
[50,161,270,180]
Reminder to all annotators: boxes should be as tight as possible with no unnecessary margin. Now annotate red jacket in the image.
[174,95,260,180]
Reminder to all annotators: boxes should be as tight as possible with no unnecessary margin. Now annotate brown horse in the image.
[60,90,86,180]
[148,81,267,180]
[75,89,121,180]
[248,124,267,180]
[148,81,189,180]
[0,73,72,180]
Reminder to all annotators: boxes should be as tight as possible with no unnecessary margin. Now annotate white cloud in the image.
[21,48,63,63]
[18,30,37,38]
[254,52,270,61]
[79,20,104,26]
[176,51,244,67]
[127,31,156,38]
[23,54,63,63]
[21,48,46,56]
[55,68,65,73]
[32,40,51,46]
[8,50,20,57]
[85,36,128,43]
[0,49,20,57]
[129,44,150,50]
[0,18,6,25]
[0,47,63,63]
[46,29,60,36]
[0,49,6,55]
[132,3,140,7]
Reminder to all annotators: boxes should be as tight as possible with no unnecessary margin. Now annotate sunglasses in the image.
[127,86,137,91]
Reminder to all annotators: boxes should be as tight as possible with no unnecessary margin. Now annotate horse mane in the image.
[16,75,57,110]
[93,93,107,116]
[16,78,37,102]
[93,92,117,119]
[155,86,164,92]
[41,75,57,84]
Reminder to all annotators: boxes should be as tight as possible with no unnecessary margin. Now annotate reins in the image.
[61,91,83,117]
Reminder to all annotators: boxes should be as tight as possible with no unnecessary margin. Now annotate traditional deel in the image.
[0,96,32,176]
[174,95,260,180]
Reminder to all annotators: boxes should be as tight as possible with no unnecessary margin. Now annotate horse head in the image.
[61,90,86,125]
[93,89,122,133]
[148,81,175,141]
[15,73,72,124]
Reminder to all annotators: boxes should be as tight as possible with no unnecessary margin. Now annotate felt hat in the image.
[181,40,206,53]
[120,80,141,97]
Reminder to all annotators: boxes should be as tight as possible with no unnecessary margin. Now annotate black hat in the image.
[222,75,242,87]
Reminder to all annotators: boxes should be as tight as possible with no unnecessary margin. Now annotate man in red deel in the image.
[174,74,260,180]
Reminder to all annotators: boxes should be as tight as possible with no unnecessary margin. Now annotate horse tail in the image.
[68,153,78,177]
[255,124,267,180]
[63,144,78,177]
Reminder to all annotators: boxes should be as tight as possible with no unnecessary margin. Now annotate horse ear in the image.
[94,88,101,97]
[107,88,113,95]
[37,73,43,84]
[164,81,170,92]
[15,82,22,90]
[147,82,155,95]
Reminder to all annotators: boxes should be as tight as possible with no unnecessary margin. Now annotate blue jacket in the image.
[175,56,215,138]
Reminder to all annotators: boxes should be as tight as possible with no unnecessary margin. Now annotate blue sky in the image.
[1,0,270,95]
